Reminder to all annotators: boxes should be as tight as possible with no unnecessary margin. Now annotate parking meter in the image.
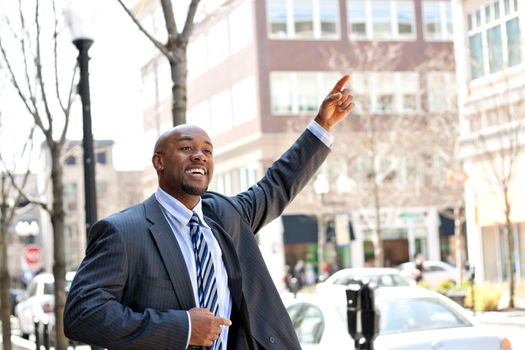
[346,283,360,340]
[346,280,379,350]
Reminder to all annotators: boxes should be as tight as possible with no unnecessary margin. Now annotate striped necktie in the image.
[189,212,221,350]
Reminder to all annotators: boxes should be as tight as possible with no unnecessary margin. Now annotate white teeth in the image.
[187,168,205,175]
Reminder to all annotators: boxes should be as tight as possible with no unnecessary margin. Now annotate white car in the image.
[15,272,75,338]
[285,286,513,350]
[397,260,457,288]
[316,267,410,295]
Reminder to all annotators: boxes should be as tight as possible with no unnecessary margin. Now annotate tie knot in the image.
[189,212,200,227]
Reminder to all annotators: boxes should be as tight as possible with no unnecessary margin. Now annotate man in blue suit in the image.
[64,74,354,349]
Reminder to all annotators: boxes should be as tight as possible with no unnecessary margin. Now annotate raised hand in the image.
[314,74,354,131]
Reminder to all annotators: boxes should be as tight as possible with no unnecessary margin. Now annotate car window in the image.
[27,281,38,297]
[427,265,445,272]
[287,303,325,344]
[379,297,471,334]
[375,275,410,287]
[43,282,54,295]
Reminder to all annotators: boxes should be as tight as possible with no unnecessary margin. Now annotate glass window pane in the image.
[267,0,288,37]
[348,0,367,37]
[485,5,492,22]
[296,73,318,113]
[506,18,521,67]
[468,14,473,31]
[469,33,485,79]
[372,1,391,38]
[445,3,453,39]
[294,0,314,38]
[494,1,500,19]
[319,0,339,36]
[397,1,414,36]
[504,0,510,14]
[423,2,440,39]
[271,73,293,114]
[377,94,394,112]
[487,25,503,73]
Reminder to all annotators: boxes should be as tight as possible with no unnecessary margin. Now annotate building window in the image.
[347,0,415,40]
[270,71,340,115]
[427,72,457,112]
[210,90,233,135]
[96,151,107,165]
[64,183,77,212]
[267,0,340,39]
[467,0,521,80]
[65,156,76,166]
[351,72,420,114]
[422,0,453,41]
[232,76,257,125]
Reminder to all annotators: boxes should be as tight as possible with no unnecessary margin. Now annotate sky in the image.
[68,1,149,170]
[0,0,150,171]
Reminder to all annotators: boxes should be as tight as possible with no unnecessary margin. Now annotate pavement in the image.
[3,309,525,349]
[473,309,525,328]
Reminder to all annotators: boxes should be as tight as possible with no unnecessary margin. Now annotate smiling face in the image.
[152,125,214,209]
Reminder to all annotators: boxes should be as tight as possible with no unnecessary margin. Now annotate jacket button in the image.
[269,336,276,343]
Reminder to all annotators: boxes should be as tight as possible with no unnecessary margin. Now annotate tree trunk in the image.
[170,46,188,126]
[50,145,68,350]
[373,178,384,267]
[503,187,515,309]
[0,196,12,350]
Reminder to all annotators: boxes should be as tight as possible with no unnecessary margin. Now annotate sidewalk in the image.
[474,309,525,328]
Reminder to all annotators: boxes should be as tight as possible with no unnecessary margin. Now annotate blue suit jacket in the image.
[64,129,330,349]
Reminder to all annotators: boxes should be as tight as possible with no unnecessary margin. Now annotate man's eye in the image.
[204,149,213,155]
[181,146,192,151]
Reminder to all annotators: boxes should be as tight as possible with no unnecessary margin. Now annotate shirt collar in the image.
[155,187,208,228]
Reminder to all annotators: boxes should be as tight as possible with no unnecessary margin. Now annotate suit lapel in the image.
[144,195,196,311]
[204,216,243,310]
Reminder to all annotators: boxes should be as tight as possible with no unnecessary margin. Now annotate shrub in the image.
[464,283,502,312]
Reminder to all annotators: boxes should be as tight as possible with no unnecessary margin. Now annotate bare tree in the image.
[466,82,525,309]
[0,1,77,348]
[116,0,201,126]
[318,41,462,268]
[0,134,33,350]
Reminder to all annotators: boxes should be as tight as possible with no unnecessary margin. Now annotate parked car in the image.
[10,288,26,315]
[285,286,513,350]
[397,260,456,288]
[15,271,75,338]
[316,267,410,295]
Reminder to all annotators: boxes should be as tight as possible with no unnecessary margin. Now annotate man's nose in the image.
[192,149,207,160]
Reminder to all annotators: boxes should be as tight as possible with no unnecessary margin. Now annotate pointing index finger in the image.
[331,74,350,93]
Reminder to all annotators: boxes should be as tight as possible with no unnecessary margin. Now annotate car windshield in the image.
[334,296,472,335]
[333,273,410,287]
[377,297,472,334]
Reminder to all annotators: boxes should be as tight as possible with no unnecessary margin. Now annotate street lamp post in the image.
[314,172,355,276]
[65,2,98,234]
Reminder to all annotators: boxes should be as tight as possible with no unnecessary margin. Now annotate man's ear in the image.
[152,153,164,171]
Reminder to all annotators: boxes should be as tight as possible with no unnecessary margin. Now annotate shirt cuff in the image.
[307,120,334,148]
[186,311,191,348]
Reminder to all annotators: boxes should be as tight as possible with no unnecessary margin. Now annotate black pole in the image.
[73,39,97,233]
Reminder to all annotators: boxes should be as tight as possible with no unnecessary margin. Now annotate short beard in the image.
[182,183,208,196]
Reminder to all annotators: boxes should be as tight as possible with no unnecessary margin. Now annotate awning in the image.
[282,214,318,244]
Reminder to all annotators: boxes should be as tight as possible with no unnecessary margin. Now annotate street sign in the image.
[22,244,42,270]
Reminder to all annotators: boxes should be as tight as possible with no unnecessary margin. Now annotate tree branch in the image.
[115,0,171,59]
[181,0,200,40]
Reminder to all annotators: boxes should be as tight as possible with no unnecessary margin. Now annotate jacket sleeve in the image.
[232,128,330,233]
[63,218,189,350]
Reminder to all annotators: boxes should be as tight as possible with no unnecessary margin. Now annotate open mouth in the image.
[185,167,206,176]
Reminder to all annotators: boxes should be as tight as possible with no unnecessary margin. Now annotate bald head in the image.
[154,124,209,155]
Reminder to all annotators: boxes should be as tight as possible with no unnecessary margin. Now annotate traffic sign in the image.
[23,244,42,268]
